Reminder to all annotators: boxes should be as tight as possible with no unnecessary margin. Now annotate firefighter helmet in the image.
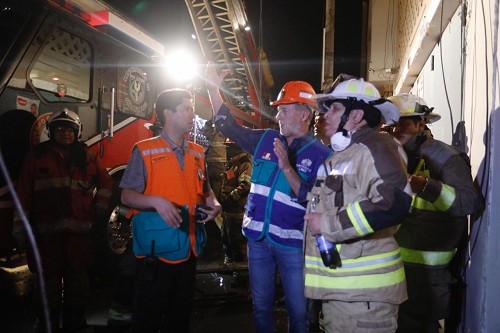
[387,93,441,124]
[270,81,316,107]
[47,108,82,139]
[314,78,400,126]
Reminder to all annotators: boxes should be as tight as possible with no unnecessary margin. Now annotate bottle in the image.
[316,234,342,269]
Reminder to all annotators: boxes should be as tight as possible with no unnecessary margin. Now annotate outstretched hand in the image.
[205,61,227,89]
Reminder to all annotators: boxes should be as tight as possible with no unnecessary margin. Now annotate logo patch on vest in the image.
[297,158,313,173]
[152,155,167,163]
[261,152,272,160]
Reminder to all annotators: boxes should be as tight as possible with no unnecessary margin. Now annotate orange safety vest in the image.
[133,136,207,263]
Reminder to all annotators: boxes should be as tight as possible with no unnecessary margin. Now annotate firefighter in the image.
[220,140,252,266]
[203,118,227,202]
[12,108,113,332]
[304,78,411,332]
[388,93,483,332]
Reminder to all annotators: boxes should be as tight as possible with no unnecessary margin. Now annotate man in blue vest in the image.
[206,64,332,332]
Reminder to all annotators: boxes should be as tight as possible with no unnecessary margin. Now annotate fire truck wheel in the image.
[107,204,132,255]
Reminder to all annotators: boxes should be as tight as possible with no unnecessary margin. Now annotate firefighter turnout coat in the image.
[394,136,482,307]
[15,141,112,234]
[219,151,252,216]
[304,126,412,303]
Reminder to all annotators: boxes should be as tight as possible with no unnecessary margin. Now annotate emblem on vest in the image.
[152,155,167,163]
[261,152,272,160]
[297,158,313,173]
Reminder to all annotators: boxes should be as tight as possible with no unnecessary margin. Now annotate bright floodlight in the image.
[165,51,197,81]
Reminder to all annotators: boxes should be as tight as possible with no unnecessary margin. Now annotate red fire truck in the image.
[0,0,273,276]
[0,0,169,266]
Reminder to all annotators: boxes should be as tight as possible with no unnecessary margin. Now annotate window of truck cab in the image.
[28,27,92,103]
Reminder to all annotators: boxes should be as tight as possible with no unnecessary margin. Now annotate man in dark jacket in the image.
[389,93,483,332]
[13,109,113,332]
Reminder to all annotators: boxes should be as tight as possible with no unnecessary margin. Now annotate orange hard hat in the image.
[270,81,316,107]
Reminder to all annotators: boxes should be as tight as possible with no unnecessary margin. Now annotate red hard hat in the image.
[270,81,316,107]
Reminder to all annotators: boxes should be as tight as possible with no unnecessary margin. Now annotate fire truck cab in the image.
[0,0,164,262]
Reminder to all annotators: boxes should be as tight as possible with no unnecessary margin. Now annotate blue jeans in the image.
[248,238,308,333]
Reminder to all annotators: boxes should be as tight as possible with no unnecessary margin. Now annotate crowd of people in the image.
[12,64,483,332]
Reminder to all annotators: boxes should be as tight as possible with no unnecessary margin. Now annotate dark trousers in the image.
[31,233,91,332]
[221,213,247,262]
[132,255,196,332]
[397,266,452,333]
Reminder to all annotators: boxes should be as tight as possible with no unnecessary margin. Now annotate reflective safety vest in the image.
[243,130,331,249]
[132,136,207,263]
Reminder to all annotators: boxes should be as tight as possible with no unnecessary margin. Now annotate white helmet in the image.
[314,78,400,126]
[388,93,441,124]
[47,108,82,139]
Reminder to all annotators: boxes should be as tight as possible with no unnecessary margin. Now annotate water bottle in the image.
[316,234,342,268]
[310,195,342,269]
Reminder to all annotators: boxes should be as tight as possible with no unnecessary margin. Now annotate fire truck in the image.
[0,0,169,267]
[0,0,273,273]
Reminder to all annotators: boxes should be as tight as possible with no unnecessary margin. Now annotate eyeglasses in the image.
[319,100,334,113]
[319,100,346,114]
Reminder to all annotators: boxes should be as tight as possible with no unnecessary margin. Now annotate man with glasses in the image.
[205,64,332,332]
[304,78,411,332]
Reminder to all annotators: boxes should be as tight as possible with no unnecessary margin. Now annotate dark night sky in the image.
[105,0,326,96]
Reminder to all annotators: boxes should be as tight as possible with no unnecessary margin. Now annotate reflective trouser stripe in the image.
[305,266,405,289]
[400,247,456,266]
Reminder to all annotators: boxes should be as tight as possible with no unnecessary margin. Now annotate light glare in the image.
[165,51,196,81]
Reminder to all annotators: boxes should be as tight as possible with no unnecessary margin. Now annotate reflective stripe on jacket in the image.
[395,138,481,270]
[134,136,207,263]
[14,141,113,234]
[243,130,331,249]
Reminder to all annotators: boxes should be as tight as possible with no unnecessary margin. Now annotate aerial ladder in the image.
[184,0,274,128]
